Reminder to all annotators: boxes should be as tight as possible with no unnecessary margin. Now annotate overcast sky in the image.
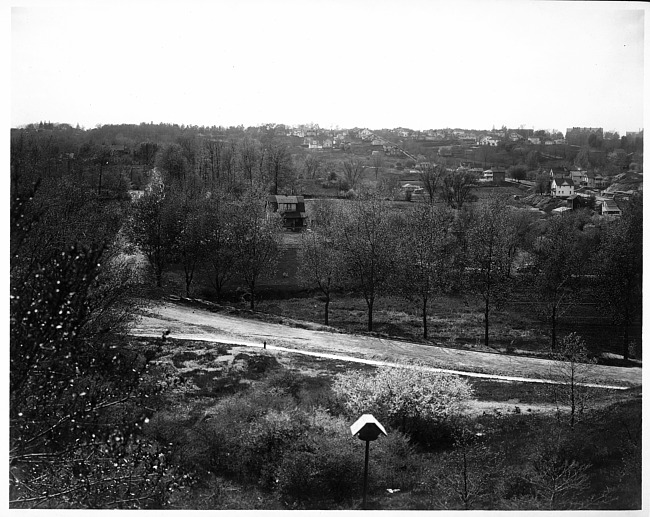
[10,0,647,134]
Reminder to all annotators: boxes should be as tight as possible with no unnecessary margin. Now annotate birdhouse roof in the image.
[350,414,387,437]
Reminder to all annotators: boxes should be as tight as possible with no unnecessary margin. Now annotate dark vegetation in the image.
[138,337,641,510]
[10,121,642,509]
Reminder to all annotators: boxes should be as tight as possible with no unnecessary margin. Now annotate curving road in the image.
[131,301,642,390]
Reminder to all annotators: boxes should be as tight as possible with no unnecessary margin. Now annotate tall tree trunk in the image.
[185,267,193,297]
[324,295,330,326]
[551,304,557,350]
[623,304,630,362]
[367,297,374,332]
[422,297,428,339]
[249,282,256,311]
[484,296,490,348]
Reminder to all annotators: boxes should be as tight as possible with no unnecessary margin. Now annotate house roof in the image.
[602,200,621,211]
[268,195,304,204]
[554,178,574,186]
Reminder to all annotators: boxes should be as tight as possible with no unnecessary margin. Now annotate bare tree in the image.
[297,204,341,325]
[232,190,283,310]
[399,204,457,339]
[337,194,400,331]
[303,154,322,179]
[440,170,478,209]
[549,333,596,428]
[341,158,365,191]
[465,195,518,347]
[525,214,586,350]
[239,136,260,187]
[203,194,238,302]
[204,139,224,187]
[435,424,503,510]
[419,163,444,204]
[167,186,207,297]
[265,143,294,195]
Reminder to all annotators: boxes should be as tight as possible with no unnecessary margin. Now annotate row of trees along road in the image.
[298,194,529,347]
[297,193,642,359]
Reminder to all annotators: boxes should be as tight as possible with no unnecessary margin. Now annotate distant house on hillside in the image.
[491,167,506,184]
[359,129,373,140]
[267,195,308,231]
[551,177,575,198]
[479,136,500,146]
[569,169,586,185]
[601,199,622,218]
[482,167,506,184]
[549,167,569,179]
[582,171,596,189]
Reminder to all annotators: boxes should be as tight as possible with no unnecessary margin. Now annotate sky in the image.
[9,0,647,134]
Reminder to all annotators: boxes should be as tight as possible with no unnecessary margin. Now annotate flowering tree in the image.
[332,364,474,433]
[10,178,178,508]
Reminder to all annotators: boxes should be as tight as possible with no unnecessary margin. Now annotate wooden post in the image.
[362,439,370,509]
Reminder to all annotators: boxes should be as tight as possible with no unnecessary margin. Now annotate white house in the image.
[551,177,575,198]
[359,128,373,140]
[479,136,500,146]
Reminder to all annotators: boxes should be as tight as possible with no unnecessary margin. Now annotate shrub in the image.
[332,364,474,445]
[264,369,304,399]
[274,409,419,508]
[275,436,360,508]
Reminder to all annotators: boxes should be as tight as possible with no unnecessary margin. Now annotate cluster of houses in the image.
[549,167,608,197]
[548,167,627,218]
[287,125,580,158]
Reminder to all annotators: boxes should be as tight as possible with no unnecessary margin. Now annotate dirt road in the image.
[131,301,642,389]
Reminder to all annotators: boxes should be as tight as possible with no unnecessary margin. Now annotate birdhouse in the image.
[350,414,387,442]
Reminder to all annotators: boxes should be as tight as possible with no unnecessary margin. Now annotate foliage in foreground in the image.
[142,357,641,511]
[10,177,180,508]
[332,364,474,447]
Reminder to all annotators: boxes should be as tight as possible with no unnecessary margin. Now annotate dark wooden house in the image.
[267,195,308,231]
